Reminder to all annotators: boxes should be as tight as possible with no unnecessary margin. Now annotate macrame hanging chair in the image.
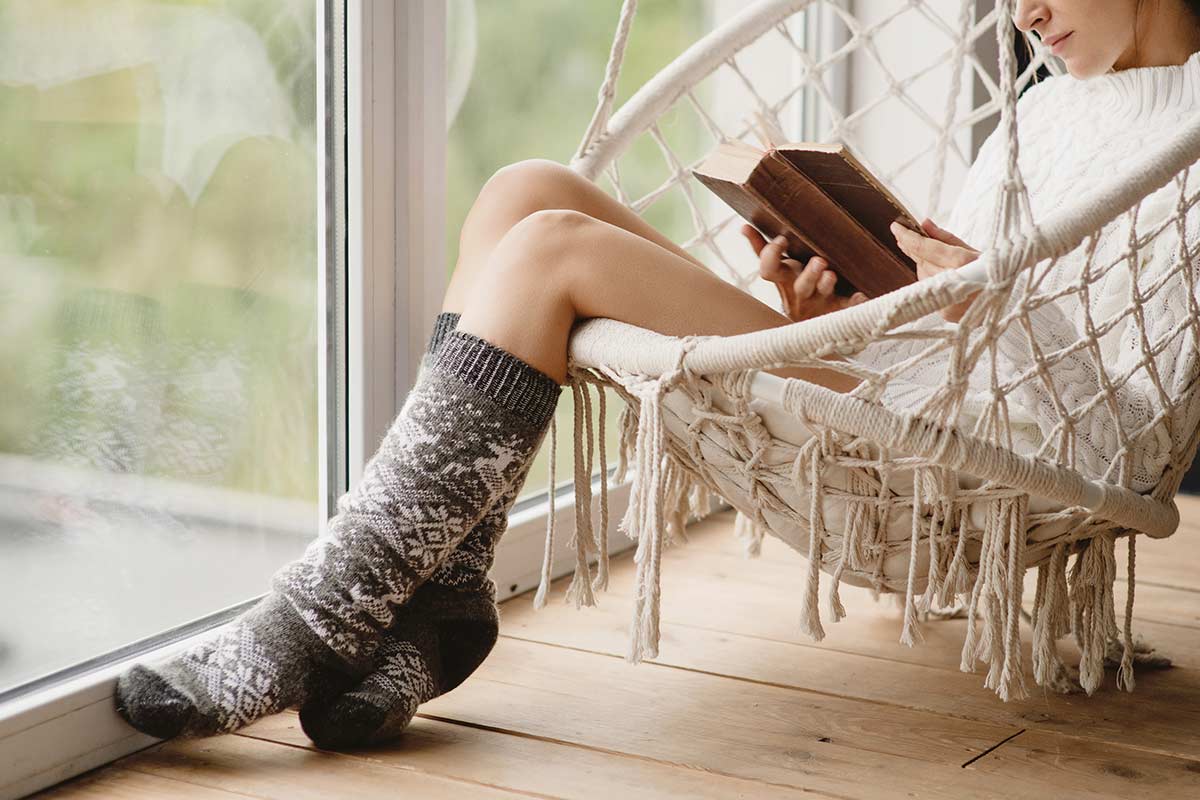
[530,0,1200,702]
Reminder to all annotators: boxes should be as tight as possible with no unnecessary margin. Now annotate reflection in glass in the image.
[0,0,320,695]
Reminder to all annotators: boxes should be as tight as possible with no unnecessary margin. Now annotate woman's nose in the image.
[1012,0,1048,35]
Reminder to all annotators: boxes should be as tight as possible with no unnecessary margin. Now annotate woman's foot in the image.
[116,592,354,738]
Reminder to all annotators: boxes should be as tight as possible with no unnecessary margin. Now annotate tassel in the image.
[961,491,1005,676]
[826,443,876,621]
[995,494,1029,701]
[899,466,926,647]
[1116,532,1137,692]
[1072,531,1119,695]
[688,481,712,521]
[938,505,972,609]
[959,563,985,673]
[826,495,864,623]
[734,509,765,558]
[920,469,956,613]
[1031,541,1069,686]
[966,494,1028,701]
[866,458,896,602]
[976,498,1008,696]
[796,438,827,642]
[663,458,692,547]
[613,400,636,484]
[533,416,558,610]
[627,375,674,664]
[565,380,597,609]
[593,383,611,593]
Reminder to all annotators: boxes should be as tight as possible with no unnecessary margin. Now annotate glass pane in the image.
[446,0,712,503]
[0,0,321,695]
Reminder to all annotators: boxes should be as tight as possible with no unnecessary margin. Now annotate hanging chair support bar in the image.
[570,0,813,179]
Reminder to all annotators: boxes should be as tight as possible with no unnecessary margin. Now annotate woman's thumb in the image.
[924,218,970,248]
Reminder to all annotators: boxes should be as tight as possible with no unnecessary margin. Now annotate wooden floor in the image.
[38,500,1200,799]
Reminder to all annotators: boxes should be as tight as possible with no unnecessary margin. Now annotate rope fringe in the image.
[533,360,1153,703]
[733,509,766,557]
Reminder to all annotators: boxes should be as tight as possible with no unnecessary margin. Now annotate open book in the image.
[692,132,923,299]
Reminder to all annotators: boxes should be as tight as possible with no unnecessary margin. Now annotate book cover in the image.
[692,135,923,299]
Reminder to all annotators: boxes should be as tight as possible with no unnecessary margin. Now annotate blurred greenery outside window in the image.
[446,0,713,504]
[0,0,319,693]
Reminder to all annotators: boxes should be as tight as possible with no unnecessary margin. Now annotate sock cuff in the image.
[429,330,561,426]
[427,311,461,355]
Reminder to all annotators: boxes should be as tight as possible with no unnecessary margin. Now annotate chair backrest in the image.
[571,1,1056,293]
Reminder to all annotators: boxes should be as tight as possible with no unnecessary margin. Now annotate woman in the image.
[116,0,1200,748]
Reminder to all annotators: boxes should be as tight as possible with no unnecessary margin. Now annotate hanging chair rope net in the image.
[527,0,1200,702]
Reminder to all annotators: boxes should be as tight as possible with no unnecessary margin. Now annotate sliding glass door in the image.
[0,1,337,795]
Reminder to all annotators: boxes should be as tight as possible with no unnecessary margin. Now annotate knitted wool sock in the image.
[299,310,538,749]
[115,327,560,739]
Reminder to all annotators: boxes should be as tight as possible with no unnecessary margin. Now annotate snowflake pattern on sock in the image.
[182,620,284,734]
[274,343,556,666]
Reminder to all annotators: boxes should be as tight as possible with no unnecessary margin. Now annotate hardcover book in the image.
[692,136,923,299]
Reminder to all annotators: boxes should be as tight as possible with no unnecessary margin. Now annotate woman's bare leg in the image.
[445,158,711,314]
[456,209,861,393]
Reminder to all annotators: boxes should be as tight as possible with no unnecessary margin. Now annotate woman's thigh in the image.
[457,209,860,393]
[445,158,710,313]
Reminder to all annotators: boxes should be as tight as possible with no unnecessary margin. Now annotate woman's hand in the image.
[890,218,981,323]
[741,224,868,323]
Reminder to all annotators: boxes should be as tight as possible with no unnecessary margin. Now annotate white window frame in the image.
[0,4,846,795]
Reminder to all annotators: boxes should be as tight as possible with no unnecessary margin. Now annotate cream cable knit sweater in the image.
[856,49,1200,494]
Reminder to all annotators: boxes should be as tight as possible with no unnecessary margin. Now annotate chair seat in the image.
[648,371,1085,594]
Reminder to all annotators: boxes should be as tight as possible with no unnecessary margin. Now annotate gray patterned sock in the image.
[300,310,539,749]
[299,456,536,750]
[115,326,560,739]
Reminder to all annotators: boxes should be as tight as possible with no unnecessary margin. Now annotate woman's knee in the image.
[475,209,598,306]
[469,159,589,230]
[489,208,593,271]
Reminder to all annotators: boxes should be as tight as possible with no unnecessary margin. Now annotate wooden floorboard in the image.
[35,498,1200,799]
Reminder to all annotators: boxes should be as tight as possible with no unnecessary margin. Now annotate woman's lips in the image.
[1050,31,1073,54]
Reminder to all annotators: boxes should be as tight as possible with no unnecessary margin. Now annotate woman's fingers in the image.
[759,235,791,282]
[816,268,837,296]
[792,255,825,299]
[746,231,799,316]
[743,228,859,321]
[741,224,767,257]
[892,221,976,267]
[922,218,975,251]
